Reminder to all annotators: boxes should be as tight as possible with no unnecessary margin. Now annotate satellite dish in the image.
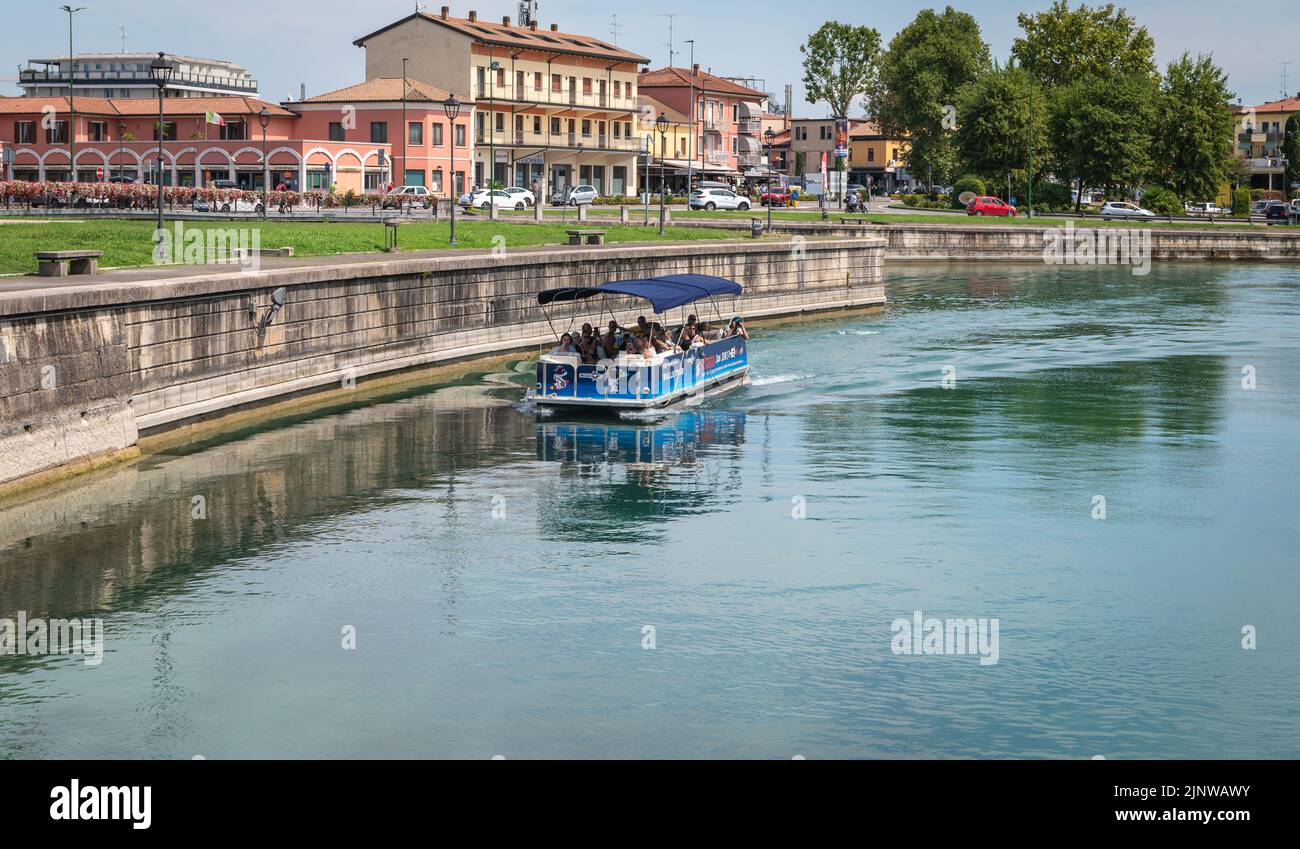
[958,190,977,205]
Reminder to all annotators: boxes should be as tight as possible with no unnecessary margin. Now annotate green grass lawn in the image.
[0,218,746,276]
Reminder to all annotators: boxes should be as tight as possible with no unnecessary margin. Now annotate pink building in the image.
[292,78,470,196]
[636,64,768,184]
[0,84,469,196]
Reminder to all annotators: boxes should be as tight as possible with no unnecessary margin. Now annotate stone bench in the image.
[567,229,606,246]
[35,250,102,277]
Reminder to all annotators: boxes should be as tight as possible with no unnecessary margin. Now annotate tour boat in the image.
[525,274,751,410]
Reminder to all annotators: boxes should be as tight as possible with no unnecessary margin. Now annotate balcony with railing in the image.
[705,150,730,165]
[474,127,643,152]
[737,118,763,135]
[737,152,766,167]
[473,83,635,113]
[1243,156,1287,170]
[19,67,259,93]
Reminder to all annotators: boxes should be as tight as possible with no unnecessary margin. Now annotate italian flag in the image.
[205,112,225,126]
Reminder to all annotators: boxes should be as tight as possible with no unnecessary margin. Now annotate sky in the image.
[2,0,1295,114]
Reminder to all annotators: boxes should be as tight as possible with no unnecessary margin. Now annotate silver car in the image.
[1100,201,1155,219]
[689,188,752,211]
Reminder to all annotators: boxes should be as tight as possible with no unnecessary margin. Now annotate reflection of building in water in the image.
[537,411,746,468]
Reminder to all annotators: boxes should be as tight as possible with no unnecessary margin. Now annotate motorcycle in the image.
[845,193,867,213]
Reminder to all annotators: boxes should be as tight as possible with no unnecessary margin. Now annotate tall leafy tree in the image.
[955,63,1048,185]
[1284,114,1300,195]
[1049,72,1158,208]
[800,22,883,119]
[1012,0,1157,90]
[1150,53,1236,201]
[872,6,991,187]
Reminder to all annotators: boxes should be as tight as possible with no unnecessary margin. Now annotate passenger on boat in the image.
[550,333,579,356]
[623,333,654,360]
[577,323,601,363]
[650,323,680,353]
[725,316,749,340]
[600,320,619,360]
[634,316,652,338]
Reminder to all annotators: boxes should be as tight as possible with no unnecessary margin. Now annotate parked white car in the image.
[1099,201,1155,219]
[459,189,528,210]
[502,186,535,207]
[552,184,599,206]
[689,187,751,211]
[381,185,433,209]
[1184,202,1226,215]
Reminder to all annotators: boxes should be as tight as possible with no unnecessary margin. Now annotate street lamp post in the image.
[401,58,410,193]
[487,60,501,189]
[258,107,271,219]
[149,52,176,232]
[442,95,463,246]
[61,6,86,183]
[764,127,775,232]
[117,121,126,179]
[656,113,668,236]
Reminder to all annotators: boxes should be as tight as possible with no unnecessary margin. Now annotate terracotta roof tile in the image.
[0,95,294,117]
[637,67,766,99]
[301,78,453,104]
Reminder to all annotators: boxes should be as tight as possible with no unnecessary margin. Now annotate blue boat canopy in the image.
[537,274,743,314]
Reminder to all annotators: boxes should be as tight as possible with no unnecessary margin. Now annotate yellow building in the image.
[1234,95,1299,198]
[846,123,911,192]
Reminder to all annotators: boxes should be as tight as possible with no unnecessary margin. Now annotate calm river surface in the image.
[2,262,1298,759]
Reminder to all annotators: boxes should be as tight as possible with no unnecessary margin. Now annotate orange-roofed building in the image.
[352,6,650,200]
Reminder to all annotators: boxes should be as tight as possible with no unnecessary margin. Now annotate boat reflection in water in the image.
[537,410,746,470]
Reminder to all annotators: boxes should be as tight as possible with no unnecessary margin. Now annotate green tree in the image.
[1049,73,1158,209]
[1151,53,1235,201]
[954,63,1048,188]
[1012,0,1157,90]
[800,21,883,119]
[1284,114,1300,197]
[872,6,991,188]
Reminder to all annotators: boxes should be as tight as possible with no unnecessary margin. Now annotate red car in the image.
[966,196,1017,217]
[761,188,792,206]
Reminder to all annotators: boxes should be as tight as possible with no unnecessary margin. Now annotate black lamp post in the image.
[655,112,668,236]
[764,127,775,232]
[442,95,463,246]
[149,52,176,232]
[258,107,271,219]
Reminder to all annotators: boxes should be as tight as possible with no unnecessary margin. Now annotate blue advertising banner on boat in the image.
[536,337,748,405]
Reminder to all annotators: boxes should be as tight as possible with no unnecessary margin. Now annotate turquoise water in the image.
[2,262,1298,759]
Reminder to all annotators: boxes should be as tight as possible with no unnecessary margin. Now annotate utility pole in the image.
[402,58,410,190]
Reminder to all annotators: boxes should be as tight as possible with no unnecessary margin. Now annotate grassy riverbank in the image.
[0,218,747,276]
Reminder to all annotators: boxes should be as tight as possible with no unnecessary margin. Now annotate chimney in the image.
[503,15,510,26]
[550,23,558,31]
[468,10,477,22]
[529,21,537,31]
[440,5,449,18]
[300,82,306,101]
[693,63,700,75]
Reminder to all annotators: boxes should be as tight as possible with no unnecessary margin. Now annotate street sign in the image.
[96,167,104,180]
[518,152,544,165]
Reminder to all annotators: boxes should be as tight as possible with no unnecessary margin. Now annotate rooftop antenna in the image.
[120,26,127,54]
[1282,61,1293,99]
[658,12,678,67]
[609,14,622,45]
